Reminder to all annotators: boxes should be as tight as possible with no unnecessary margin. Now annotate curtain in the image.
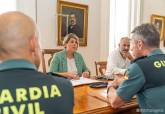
[109,0,142,53]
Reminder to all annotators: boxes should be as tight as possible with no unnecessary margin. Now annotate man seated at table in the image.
[105,37,133,79]
[108,23,165,114]
[0,11,73,114]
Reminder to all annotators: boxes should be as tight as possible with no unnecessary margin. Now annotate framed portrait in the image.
[57,1,88,46]
[151,14,165,40]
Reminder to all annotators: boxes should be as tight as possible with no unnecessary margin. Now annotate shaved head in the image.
[0,11,40,67]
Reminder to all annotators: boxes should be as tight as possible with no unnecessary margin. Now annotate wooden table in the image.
[74,84,140,114]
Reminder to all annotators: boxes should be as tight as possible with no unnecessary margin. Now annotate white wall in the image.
[17,0,36,21]
[142,0,165,23]
[100,0,110,60]
[142,0,165,48]
[17,0,103,75]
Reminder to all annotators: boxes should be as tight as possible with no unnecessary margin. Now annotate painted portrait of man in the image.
[58,1,88,46]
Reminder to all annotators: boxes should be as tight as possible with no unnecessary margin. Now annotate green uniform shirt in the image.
[0,59,74,114]
[117,49,165,114]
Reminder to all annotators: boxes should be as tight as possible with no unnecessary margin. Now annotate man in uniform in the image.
[108,23,165,114]
[0,11,74,114]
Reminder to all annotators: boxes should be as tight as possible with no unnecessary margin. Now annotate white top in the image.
[105,49,130,79]
[67,58,77,73]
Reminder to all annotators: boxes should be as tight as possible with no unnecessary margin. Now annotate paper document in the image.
[71,77,101,86]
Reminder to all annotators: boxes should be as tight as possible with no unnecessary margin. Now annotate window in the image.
[109,0,142,52]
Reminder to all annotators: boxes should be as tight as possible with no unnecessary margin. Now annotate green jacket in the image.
[49,50,89,74]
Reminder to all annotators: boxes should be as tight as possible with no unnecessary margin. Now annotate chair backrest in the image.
[41,49,62,73]
[94,61,107,76]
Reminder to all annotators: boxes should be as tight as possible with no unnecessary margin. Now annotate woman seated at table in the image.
[49,33,90,79]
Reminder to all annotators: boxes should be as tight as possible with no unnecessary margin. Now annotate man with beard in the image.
[68,13,82,38]
[105,37,134,79]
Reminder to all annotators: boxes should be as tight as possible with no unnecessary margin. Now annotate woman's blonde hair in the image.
[63,33,79,48]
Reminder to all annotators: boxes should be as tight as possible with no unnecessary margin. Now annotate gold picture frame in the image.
[151,14,165,40]
[57,1,88,46]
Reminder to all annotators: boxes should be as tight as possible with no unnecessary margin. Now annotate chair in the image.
[41,49,62,73]
[94,61,107,76]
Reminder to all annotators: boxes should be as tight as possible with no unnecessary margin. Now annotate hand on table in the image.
[82,71,90,78]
